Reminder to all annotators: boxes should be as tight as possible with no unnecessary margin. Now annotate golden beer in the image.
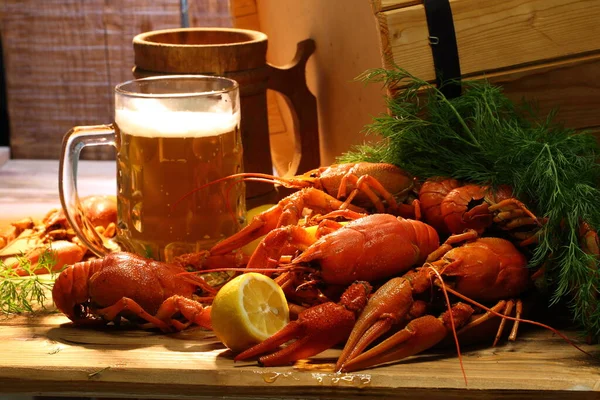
[59,75,244,259]
[115,108,245,261]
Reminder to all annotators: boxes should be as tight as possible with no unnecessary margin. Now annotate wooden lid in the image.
[133,28,268,74]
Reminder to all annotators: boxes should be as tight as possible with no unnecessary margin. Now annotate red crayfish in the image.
[52,252,212,331]
[237,229,580,373]
[337,231,531,372]
[49,162,591,375]
[235,281,372,366]
[418,177,541,242]
[198,212,440,309]
[188,162,419,257]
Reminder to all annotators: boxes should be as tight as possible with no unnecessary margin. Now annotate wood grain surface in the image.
[0,159,115,226]
[376,0,600,81]
[372,0,600,136]
[0,313,598,399]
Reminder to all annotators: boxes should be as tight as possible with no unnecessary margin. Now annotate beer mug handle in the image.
[58,124,117,257]
[267,39,321,175]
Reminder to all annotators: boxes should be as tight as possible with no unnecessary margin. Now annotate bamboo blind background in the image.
[0,0,232,159]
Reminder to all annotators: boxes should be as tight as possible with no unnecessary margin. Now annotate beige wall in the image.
[257,0,386,166]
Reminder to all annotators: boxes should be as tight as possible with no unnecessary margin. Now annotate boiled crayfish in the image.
[232,227,536,370]
[188,163,419,256]
[0,195,117,275]
[52,252,212,331]
[50,162,586,374]
[418,178,541,243]
[235,281,372,366]
[337,231,531,372]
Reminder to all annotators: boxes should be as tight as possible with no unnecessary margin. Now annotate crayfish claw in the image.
[235,321,302,363]
[336,277,414,370]
[340,303,473,373]
[235,282,371,367]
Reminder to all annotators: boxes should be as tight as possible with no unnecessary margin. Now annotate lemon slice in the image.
[211,272,289,352]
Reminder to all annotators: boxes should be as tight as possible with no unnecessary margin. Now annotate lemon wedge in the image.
[211,272,289,352]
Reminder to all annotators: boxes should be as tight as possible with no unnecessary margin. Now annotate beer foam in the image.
[115,107,239,138]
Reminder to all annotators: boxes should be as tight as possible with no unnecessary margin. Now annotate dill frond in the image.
[0,247,59,314]
[342,65,600,337]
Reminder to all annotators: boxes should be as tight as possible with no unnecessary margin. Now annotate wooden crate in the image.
[370,0,600,133]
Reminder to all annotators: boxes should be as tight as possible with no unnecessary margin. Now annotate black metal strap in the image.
[423,0,462,98]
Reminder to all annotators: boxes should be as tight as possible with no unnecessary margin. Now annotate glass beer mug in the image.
[59,75,245,261]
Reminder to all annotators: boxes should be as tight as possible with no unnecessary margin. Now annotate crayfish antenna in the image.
[429,267,468,386]
[177,265,312,279]
[173,172,312,211]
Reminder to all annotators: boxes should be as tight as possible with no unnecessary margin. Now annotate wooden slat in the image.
[376,0,600,82]
[0,316,599,398]
[1,0,112,160]
[0,0,232,160]
[387,46,600,131]
[486,54,600,130]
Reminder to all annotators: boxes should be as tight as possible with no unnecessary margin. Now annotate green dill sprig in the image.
[341,66,600,337]
[0,247,59,314]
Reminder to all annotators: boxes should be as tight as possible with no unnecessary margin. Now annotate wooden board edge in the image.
[387,50,600,88]
[371,0,422,13]
[373,10,394,70]
[370,0,382,13]
[480,51,600,84]
[0,377,598,400]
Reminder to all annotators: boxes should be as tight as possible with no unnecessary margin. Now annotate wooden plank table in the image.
[1,159,600,399]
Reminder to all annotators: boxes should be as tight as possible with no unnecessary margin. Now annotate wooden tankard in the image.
[132,28,320,206]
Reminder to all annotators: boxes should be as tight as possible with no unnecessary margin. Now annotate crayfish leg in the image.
[153,295,212,331]
[335,318,395,371]
[210,205,282,256]
[258,336,315,367]
[509,299,523,342]
[247,225,315,271]
[493,300,515,346]
[95,297,171,331]
[425,230,478,263]
[339,173,393,214]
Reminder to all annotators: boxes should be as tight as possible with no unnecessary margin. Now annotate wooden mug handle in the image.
[267,39,320,175]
